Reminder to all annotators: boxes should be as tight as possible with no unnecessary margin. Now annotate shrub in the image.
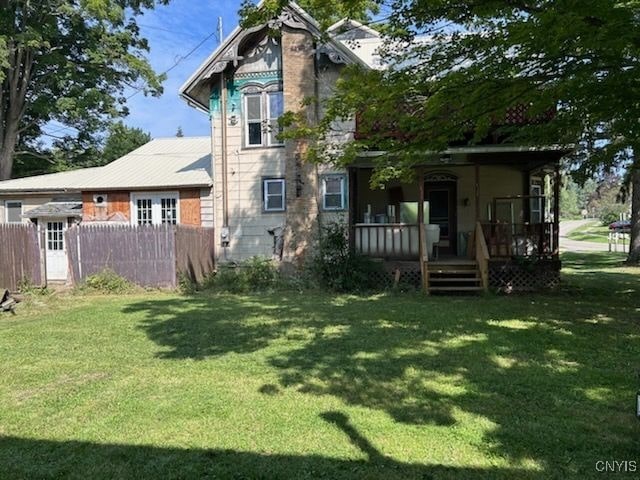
[177,272,198,295]
[311,222,387,293]
[16,278,50,296]
[206,256,278,293]
[81,269,134,294]
[598,206,627,226]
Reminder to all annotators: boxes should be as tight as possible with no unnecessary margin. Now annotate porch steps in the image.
[427,260,483,294]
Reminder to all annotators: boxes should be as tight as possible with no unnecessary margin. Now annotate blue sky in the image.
[124,0,242,139]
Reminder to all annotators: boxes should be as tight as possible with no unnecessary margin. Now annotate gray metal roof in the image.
[0,137,212,193]
[24,202,83,218]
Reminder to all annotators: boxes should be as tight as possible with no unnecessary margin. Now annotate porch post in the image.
[523,169,531,223]
[418,168,429,294]
[474,162,480,223]
[553,163,561,255]
[348,167,357,252]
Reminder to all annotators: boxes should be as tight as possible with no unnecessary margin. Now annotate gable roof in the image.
[0,137,212,194]
[179,1,368,112]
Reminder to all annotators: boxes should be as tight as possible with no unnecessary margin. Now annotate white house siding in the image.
[200,187,214,228]
[209,34,354,262]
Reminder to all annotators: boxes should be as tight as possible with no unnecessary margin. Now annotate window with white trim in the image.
[263,178,285,212]
[131,193,179,226]
[530,184,543,223]
[5,201,22,223]
[244,91,284,147]
[322,175,346,210]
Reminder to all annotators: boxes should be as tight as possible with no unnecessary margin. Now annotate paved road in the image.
[559,219,609,252]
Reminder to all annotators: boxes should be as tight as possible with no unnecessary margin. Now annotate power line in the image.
[126,30,217,100]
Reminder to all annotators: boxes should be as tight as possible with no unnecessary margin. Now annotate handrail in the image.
[419,221,429,294]
[475,221,489,291]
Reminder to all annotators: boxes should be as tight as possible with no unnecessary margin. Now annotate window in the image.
[322,175,346,210]
[131,193,179,226]
[47,221,64,251]
[244,90,284,147]
[136,198,153,225]
[160,197,178,225]
[530,184,543,223]
[263,179,285,212]
[5,201,22,223]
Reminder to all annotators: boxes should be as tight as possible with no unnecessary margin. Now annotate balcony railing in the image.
[480,222,556,258]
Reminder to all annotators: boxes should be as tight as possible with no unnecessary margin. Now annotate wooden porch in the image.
[347,152,563,293]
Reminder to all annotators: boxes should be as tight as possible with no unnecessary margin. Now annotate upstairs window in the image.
[321,175,346,211]
[244,90,284,147]
[5,201,22,223]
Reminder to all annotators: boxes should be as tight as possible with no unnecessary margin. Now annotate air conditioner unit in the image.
[93,194,108,207]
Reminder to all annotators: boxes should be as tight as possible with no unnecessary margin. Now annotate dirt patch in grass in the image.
[14,372,110,404]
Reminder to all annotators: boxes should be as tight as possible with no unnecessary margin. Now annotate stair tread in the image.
[430,269,480,274]
[429,277,480,283]
[430,261,477,266]
[429,286,484,291]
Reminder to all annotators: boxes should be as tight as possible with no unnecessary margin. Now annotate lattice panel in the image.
[382,262,422,289]
[489,262,560,292]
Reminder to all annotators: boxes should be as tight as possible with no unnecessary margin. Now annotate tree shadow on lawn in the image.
[0,412,539,479]
[125,260,640,478]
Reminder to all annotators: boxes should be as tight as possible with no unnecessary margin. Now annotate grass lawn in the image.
[0,252,638,479]
[566,221,611,244]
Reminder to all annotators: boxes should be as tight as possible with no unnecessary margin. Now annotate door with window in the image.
[425,181,457,254]
[45,219,68,281]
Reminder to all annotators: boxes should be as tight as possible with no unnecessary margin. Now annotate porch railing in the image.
[480,222,556,258]
[353,223,420,260]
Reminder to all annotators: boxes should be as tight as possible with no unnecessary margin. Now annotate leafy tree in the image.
[585,175,630,225]
[0,0,168,180]
[252,0,640,262]
[560,177,581,220]
[240,0,378,30]
[11,121,150,177]
[100,121,150,166]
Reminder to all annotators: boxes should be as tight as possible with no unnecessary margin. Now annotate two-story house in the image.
[179,1,567,292]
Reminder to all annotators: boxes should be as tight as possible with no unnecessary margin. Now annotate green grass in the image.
[0,252,638,479]
[566,221,611,243]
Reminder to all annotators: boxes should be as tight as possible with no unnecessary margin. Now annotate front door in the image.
[425,181,457,255]
[45,219,68,281]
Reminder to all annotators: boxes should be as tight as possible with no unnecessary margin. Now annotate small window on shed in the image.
[6,201,22,223]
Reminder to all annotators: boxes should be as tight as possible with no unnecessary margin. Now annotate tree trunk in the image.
[280,27,319,269]
[0,39,33,180]
[627,166,640,264]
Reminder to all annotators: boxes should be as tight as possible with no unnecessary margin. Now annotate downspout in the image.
[220,73,230,241]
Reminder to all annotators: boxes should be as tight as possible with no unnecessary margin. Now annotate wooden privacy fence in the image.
[0,224,42,291]
[66,224,215,288]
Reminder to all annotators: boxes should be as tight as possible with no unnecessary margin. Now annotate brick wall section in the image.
[281,26,319,266]
[82,191,130,221]
[179,189,201,226]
